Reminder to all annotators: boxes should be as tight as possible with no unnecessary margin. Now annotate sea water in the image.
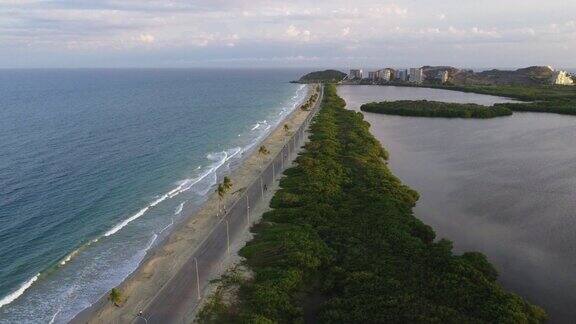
[0,69,307,322]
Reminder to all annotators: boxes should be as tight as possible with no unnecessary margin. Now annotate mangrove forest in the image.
[198,84,546,323]
[360,100,513,118]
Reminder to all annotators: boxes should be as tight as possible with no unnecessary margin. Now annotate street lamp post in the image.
[225,220,230,256]
[194,257,200,301]
[246,195,250,226]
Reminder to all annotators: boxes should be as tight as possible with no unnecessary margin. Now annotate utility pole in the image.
[246,195,250,226]
[225,220,230,256]
[194,257,200,301]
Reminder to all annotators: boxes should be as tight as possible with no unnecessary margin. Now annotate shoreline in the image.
[72,84,321,323]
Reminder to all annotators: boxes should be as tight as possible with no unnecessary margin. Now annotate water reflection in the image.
[338,85,576,323]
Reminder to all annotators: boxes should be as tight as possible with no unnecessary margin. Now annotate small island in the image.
[361,100,513,118]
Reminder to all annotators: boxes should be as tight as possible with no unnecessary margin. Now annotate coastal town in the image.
[342,66,574,86]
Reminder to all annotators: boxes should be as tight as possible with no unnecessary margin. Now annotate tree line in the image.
[361,100,513,118]
[411,83,576,116]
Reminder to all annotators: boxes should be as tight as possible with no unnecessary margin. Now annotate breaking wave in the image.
[0,83,309,316]
[0,274,39,309]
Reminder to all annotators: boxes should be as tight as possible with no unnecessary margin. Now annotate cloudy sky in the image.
[1,0,575,68]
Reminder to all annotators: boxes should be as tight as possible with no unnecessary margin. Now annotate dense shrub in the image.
[215,84,546,323]
[361,100,513,118]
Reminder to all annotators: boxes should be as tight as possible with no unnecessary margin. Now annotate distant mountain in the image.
[297,69,347,83]
[452,66,560,86]
[422,66,564,86]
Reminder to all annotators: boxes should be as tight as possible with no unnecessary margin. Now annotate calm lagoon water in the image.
[339,85,576,323]
[0,69,308,323]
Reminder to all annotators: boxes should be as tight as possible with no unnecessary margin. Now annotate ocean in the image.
[0,68,308,322]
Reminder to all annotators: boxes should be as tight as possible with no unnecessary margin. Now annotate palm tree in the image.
[223,176,232,192]
[108,288,123,307]
[258,145,270,169]
[215,177,233,216]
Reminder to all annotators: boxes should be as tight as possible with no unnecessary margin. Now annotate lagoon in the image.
[339,85,576,323]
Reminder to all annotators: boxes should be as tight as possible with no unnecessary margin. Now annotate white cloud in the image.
[341,27,350,36]
[285,24,311,41]
[1,0,575,67]
[285,25,300,37]
[138,34,155,43]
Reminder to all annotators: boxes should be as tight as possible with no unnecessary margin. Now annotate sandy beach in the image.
[72,84,321,323]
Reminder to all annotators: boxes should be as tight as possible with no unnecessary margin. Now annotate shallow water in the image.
[0,69,307,322]
[339,85,576,323]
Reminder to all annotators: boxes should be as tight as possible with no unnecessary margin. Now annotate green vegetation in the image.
[258,145,270,169]
[301,92,319,111]
[416,83,576,116]
[494,100,576,115]
[427,84,576,101]
[200,84,546,323]
[298,70,347,83]
[108,288,123,307]
[361,100,513,118]
[216,176,233,215]
[197,267,246,324]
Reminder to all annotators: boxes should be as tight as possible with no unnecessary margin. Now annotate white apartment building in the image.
[409,68,424,83]
[377,69,392,82]
[349,69,363,79]
[552,71,574,85]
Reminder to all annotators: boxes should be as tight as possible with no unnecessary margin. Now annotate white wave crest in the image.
[0,274,39,309]
[48,307,62,324]
[175,202,185,215]
[102,147,242,239]
[60,249,80,266]
[145,234,158,251]
[104,207,149,237]
[158,218,175,235]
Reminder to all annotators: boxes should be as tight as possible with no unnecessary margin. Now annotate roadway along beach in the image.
[72,84,322,323]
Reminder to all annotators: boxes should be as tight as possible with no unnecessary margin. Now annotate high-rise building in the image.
[396,69,408,82]
[368,71,378,80]
[409,68,423,83]
[349,69,363,79]
[552,71,574,85]
[377,69,393,82]
[437,71,449,84]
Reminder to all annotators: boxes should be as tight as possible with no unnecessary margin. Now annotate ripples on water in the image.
[0,69,308,322]
[338,85,576,323]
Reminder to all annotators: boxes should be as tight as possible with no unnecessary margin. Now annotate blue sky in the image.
[1,0,575,68]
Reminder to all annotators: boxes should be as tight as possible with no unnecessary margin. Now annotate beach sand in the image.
[74,84,320,323]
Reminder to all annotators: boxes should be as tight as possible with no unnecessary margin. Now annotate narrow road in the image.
[139,85,323,324]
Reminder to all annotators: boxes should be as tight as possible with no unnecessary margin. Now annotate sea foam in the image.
[101,146,243,240]
[0,274,39,309]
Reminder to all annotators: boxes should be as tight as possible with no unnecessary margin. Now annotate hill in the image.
[453,66,558,86]
[297,69,347,83]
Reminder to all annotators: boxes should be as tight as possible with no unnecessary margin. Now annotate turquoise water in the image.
[0,69,307,322]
